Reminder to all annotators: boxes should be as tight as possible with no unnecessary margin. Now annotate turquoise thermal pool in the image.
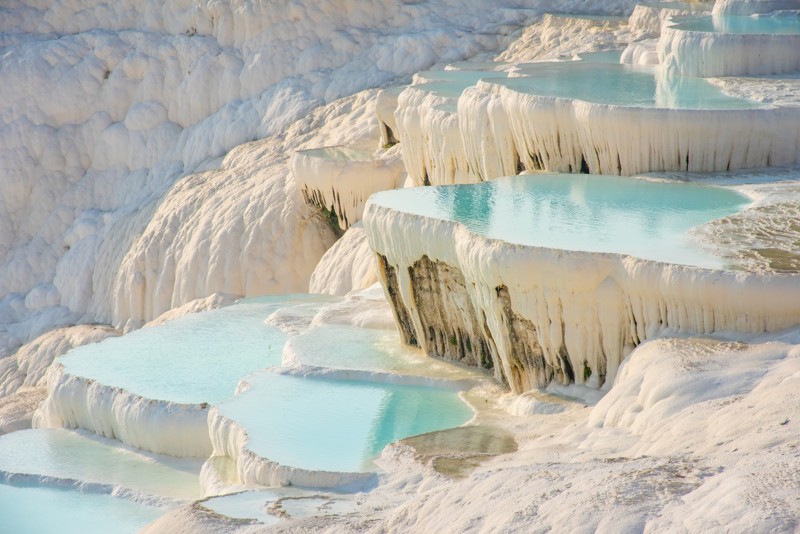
[369,173,751,269]
[217,371,473,473]
[0,483,164,534]
[0,429,201,500]
[61,295,337,404]
[203,489,356,524]
[284,323,477,380]
[671,14,800,34]
[497,62,764,109]
[202,490,283,525]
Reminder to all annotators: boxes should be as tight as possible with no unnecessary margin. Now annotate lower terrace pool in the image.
[0,429,200,500]
[369,173,750,269]
[501,62,765,109]
[284,323,478,380]
[0,483,164,534]
[61,295,338,404]
[217,371,473,473]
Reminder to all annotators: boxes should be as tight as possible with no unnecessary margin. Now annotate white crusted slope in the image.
[309,224,379,296]
[290,147,404,230]
[459,80,800,177]
[659,20,800,78]
[0,0,563,347]
[364,201,800,392]
[34,364,211,458]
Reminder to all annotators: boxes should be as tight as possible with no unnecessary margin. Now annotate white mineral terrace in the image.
[290,146,405,230]
[659,13,800,77]
[627,2,713,40]
[713,0,800,15]
[363,174,800,393]
[3,0,800,530]
[396,62,800,183]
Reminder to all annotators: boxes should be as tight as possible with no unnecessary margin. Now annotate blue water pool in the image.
[572,50,623,63]
[0,483,165,534]
[218,371,473,473]
[497,62,764,109]
[671,14,800,34]
[0,429,201,500]
[61,295,338,404]
[285,323,477,380]
[369,173,750,269]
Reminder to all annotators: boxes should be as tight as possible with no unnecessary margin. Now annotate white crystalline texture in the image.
[0,324,118,433]
[309,224,379,296]
[619,40,659,64]
[627,2,711,41]
[376,334,800,532]
[363,203,800,392]
[713,0,800,15]
[34,364,211,458]
[0,324,118,397]
[395,87,476,186]
[659,22,800,78]
[376,87,404,147]
[206,406,375,489]
[496,13,625,63]
[290,147,405,230]
[0,0,551,346]
[395,78,800,179]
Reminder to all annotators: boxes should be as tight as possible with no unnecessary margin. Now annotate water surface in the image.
[672,14,800,34]
[0,429,201,500]
[218,371,472,473]
[285,323,478,381]
[62,295,337,404]
[499,62,764,109]
[369,173,750,269]
[0,483,164,534]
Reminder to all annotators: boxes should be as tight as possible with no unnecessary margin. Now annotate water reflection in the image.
[219,372,471,473]
[496,62,763,109]
[372,174,750,269]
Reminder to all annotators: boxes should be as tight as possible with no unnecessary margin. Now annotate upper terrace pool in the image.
[368,173,750,269]
[217,371,472,473]
[496,62,765,109]
[671,13,800,34]
[60,295,338,404]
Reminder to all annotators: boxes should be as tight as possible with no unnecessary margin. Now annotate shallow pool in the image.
[0,429,201,500]
[61,295,337,404]
[369,173,750,269]
[285,323,477,380]
[218,371,473,473]
[0,483,165,534]
[499,62,764,109]
[671,14,800,34]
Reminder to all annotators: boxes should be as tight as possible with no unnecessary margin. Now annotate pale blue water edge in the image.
[0,483,164,534]
[218,371,472,473]
[202,490,283,525]
[286,324,432,373]
[672,14,800,34]
[369,173,750,269]
[61,295,338,404]
[0,429,201,500]
[413,62,762,109]
[498,62,764,109]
